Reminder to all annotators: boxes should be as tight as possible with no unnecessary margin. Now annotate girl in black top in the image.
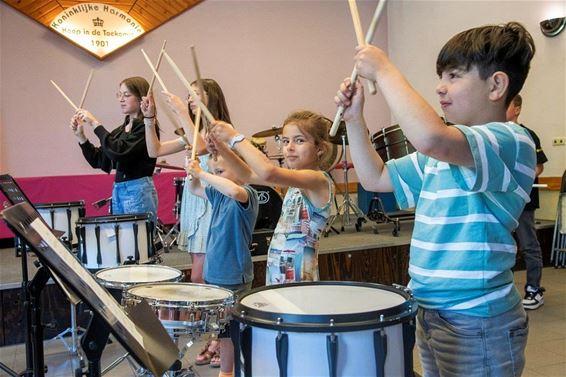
[69,76,159,224]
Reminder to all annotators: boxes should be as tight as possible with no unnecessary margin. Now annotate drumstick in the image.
[189,45,208,160]
[190,45,207,125]
[186,107,201,181]
[330,0,387,136]
[142,49,191,146]
[148,40,167,94]
[50,80,78,111]
[161,51,215,123]
[348,0,377,95]
[141,48,168,92]
[78,69,94,109]
[191,107,201,160]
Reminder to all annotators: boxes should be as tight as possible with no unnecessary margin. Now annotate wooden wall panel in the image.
[4,0,203,34]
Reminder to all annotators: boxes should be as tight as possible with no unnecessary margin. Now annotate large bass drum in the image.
[251,185,282,230]
[76,213,155,270]
[371,125,416,162]
[231,281,417,377]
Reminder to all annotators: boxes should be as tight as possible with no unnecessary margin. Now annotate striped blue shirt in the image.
[387,122,536,316]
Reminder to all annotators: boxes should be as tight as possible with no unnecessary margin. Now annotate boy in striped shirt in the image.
[336,22,536,376]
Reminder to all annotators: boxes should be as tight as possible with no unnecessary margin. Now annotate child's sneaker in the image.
[522,286,544,310]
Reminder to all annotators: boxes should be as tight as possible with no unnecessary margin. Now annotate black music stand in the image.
[1,202,181,377]
[0,174,39,376]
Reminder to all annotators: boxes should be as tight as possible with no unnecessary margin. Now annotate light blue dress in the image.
[177,154,212,254]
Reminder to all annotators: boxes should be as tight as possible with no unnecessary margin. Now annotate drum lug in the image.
[392,283,413,297]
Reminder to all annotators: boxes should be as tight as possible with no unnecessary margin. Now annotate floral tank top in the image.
[266,172,334,285]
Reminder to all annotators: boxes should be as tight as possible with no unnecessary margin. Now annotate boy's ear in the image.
[488,71,509,102]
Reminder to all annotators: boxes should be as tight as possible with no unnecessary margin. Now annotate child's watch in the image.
[229,134,245,149]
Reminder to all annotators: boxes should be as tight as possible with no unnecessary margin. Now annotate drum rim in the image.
[231,281,417,332]
[35,201,85,208]
[76,213,152,224]
[125,282,235,308]
[95,265,183,289]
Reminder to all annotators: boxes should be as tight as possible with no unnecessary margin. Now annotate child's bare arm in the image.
[208,133,266,185]
[354,45,473,167]
[162,91,209,156]
[210,121,278,183]
[199,171,249,203]
[185,160,206,198]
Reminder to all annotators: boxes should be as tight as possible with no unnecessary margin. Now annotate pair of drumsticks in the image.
[50,70,93,113]
[330,0,388,136]
[51,42,215,162]
[141,42,215,161]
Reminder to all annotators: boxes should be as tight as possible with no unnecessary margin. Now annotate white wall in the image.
[0,0,388,180]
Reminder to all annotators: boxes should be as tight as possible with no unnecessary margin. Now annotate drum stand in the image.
[156,181,183,252]
[48,302,84,354]
[158,208,181,252]
[366,196,402,237]
[325,134,370,233]
[47,241,86,356]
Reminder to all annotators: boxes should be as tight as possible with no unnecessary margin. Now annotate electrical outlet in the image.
[552,137,565,146]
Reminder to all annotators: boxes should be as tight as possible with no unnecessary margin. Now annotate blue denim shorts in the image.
[112,176,158,225]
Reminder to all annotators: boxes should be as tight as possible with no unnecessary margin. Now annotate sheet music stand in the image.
[1,201,181,377]
[0,174,40,376]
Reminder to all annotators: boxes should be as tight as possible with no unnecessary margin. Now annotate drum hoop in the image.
[125,282,235,308]
[231,281,417,332]
[95,265,183,289]
[76,213,152,224]
[35,201,85,209]
[374,139,411,152]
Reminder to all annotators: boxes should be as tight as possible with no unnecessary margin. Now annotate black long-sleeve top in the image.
[79,117,158,182]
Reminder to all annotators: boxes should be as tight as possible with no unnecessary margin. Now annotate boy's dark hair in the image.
[511,94,522,107]
[436,22,535,105]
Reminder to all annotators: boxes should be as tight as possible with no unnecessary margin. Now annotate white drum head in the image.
[96,265,182,285]
[240,284,406,316]
[128,283,233,304]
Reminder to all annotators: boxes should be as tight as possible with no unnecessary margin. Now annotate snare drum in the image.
[124,282,234,337]
[35,201,85,247]
[372,125,416,162]
[231,282,417,377]
[95,265,183,303]
[95,265,183,291]
[76,213,154,270]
